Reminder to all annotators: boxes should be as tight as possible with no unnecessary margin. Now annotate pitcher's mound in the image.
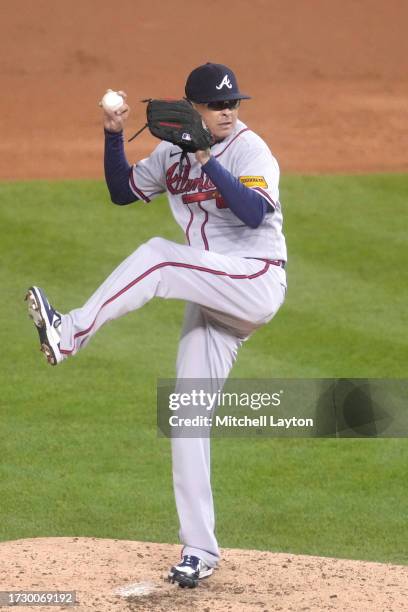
[0,537,407,610]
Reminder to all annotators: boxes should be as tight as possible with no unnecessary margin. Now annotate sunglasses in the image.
[206,99,241,111]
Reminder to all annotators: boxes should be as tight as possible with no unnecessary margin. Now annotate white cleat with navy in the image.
[168,555,213,588]
[26,286,63,366]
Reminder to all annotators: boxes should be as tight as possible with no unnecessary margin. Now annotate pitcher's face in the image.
[193,100,240,142]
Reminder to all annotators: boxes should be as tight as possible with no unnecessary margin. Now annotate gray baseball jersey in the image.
[130,119,287,260]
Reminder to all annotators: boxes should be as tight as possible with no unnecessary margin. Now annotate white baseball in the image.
[101,90,124,112]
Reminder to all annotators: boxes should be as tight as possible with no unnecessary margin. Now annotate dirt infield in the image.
[0,537,407,611]
[1,0,407,179]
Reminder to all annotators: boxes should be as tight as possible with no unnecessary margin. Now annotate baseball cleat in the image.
[168,555,213,588]
[26,286,63,366]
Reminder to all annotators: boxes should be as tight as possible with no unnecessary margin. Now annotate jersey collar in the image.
[210,119,247,151]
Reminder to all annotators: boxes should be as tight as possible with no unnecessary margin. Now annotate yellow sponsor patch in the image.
[239,175,268,189]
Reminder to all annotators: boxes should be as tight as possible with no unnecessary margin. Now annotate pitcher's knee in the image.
[134,237,172,266]
[145,236,171,254]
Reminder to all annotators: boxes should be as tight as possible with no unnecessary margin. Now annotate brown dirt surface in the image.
[0,537,407,611]
[1,0,407,179]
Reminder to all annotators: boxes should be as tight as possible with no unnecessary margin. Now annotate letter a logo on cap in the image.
[216,74,233,90]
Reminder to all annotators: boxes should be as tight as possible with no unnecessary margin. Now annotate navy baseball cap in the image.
[185,62,251,103]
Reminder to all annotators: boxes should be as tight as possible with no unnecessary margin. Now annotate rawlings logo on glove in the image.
[129,99,213,153]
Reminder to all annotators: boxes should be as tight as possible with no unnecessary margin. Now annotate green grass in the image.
[0,175,407,564]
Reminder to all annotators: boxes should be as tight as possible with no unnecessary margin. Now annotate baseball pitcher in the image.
[26,62,287,588]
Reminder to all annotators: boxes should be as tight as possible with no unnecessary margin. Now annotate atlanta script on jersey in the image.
[129,120,287,261]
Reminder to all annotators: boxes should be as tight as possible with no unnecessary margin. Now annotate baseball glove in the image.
[129,99,213,152]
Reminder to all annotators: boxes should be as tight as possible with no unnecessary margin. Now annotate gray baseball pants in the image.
[59,237,286,567]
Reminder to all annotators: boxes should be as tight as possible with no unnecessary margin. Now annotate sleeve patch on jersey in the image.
[239,176,268,189]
